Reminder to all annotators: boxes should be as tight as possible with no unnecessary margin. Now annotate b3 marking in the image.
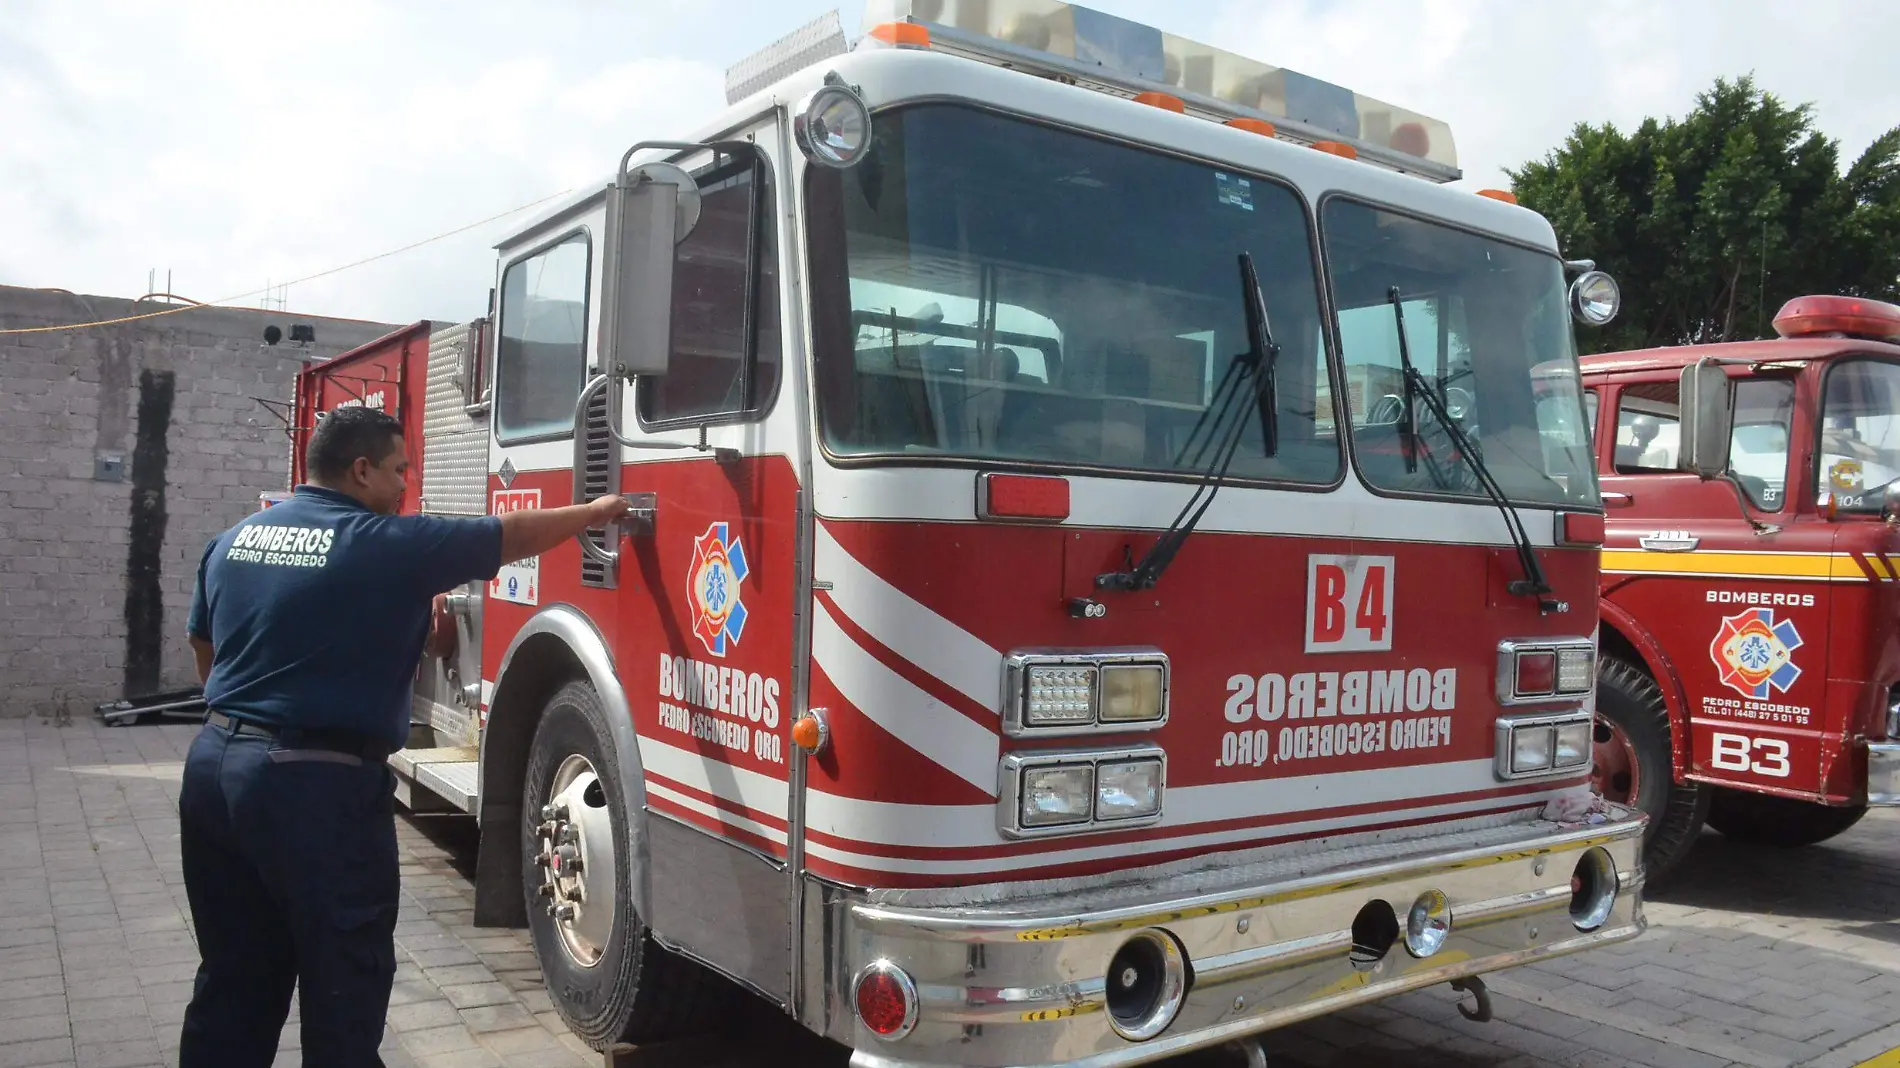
[1709,731,1791,778]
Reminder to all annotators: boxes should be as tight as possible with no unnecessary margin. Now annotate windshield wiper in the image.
[1098,253,1279,592]
[1388,287,1567,615]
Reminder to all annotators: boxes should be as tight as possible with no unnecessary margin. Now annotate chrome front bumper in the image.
[836,808,1647,1068]
[1868,742,1900,806]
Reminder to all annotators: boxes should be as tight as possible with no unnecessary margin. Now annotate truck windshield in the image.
[1322,200,1599,509]
[1819,358,1900,512]
[805,104,1338,484]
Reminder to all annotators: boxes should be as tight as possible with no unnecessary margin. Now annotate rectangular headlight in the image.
[1024,666,1096,726]
[1020,765,1094,826]
[1557,646,1594,695]
[1511,725,1555,774]
[1095,759,1162,820]
[1099,664,1164,723]
[1553,721,1593,769]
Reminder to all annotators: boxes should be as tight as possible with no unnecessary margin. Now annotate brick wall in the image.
[0,286,403,716]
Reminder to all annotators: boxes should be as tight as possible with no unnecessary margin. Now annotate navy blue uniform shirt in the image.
[187,485,503,749]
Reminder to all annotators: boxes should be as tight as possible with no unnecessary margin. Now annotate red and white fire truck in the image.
[1579,295,1900,880]
[289,3,1647,1063]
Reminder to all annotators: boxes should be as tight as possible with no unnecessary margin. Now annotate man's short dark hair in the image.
[306,406,404,483]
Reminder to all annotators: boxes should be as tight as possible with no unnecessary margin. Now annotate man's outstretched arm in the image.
[498,495,636,566]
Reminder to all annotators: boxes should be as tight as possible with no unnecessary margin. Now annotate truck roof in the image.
[1579,336,1900,377]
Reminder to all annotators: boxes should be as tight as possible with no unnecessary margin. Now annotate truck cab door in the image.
[1600,374,1830,796]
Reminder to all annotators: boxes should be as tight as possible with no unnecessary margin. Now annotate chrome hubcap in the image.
[534,754,617,968]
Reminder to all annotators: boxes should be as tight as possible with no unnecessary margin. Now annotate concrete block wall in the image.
[0,286,404,716]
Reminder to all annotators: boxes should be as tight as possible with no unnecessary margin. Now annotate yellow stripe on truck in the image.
[1600,550,1868,583]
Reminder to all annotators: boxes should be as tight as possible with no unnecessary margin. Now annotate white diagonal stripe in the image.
[814,521,1003,715]
[813,598,1001,795]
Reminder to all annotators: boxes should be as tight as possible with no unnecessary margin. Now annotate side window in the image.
[495,234,590,442]
[638,151,781,426]
[1613,382,1681,473]
[1583,389,1599,446]
[1731,379,1794,510]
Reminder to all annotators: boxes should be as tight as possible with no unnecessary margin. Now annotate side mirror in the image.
[1678,359,1734,479]
[599,160,702,378]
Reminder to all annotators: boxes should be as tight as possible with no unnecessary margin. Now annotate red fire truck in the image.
[291,3,1646,1063]
[1579,295,1900,881]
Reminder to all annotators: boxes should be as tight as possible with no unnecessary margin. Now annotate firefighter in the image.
[177,405,632,1066]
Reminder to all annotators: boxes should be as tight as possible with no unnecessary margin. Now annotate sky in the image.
[2,0,1895,329]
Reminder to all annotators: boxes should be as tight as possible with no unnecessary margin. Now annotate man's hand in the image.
[586,494,637,528]
[499,494,640,566]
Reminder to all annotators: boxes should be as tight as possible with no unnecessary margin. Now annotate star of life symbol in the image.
[1710,607,1802,700]
[688,522,749,658]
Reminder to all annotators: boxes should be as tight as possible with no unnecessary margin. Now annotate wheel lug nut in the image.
[534,852,553,868]
[536,883,554,898]
[541,803,568,822]
[554,904,576,921]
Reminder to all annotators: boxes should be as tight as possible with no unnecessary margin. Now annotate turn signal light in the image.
[1312,140,1358,159]
[1225,117,1277,137]
[1476,188,1518,204]
[791,710,828,753]
[867,21,931,48]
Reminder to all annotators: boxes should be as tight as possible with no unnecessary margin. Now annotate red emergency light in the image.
[1772,295,1900,343]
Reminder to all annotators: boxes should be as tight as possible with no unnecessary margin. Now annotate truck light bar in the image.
[859,0,1461,181]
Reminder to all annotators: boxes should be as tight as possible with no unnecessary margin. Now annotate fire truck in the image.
[289,3,1646,1063]
[1579,294,1900,881]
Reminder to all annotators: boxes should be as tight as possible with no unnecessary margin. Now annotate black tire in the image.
[1707,788,1869,847]
[521,681,722,1047]
[1595,657,1710,885]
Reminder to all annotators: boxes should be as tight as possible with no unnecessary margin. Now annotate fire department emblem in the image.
[688,522,749,658]
[1710,607,1802,700]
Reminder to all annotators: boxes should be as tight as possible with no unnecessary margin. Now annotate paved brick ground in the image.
[3,715,1897,1068]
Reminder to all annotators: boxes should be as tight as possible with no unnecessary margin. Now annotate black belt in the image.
[206,711,389,763]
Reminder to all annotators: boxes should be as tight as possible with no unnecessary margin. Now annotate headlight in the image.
[1020,765,1093,827]
[794,78,872,169]
[1495,710,1594,780]
[1512,726,1554,774]
[1096,759,1162,820]
[1025,665,1096,726]
[1100,664,1165,723]
[1405,890,1451,958]
[1553,721,1593,769]
[1570,270,1621,326]
[1001,747,1167,837]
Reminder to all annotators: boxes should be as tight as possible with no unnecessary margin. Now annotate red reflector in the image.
[1559,512,1605,546]
[980,473,1070,521]
[1516,651,1557,697]
[855,966,915,1037]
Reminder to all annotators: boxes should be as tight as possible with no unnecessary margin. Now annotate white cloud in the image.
[1,0,1892,326]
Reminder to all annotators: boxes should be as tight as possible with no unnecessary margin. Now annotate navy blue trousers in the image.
[178,719,399,1067]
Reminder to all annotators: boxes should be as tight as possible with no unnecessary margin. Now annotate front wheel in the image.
[1707,788,1869,848]
[521,680,721,1047]
[1593,657,1709,885]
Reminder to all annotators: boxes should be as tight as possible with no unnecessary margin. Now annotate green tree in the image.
[1510,76,1900,354]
